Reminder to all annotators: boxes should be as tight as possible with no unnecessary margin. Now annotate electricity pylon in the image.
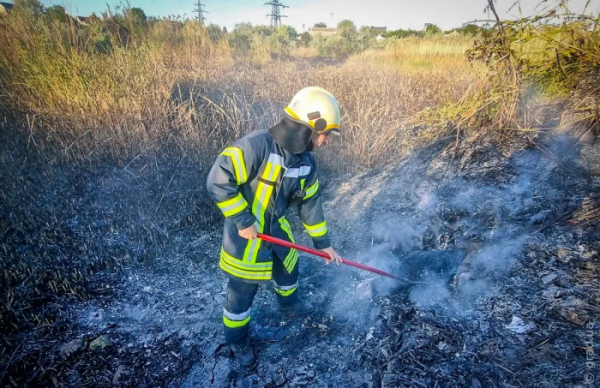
[265,0,288,28]
[194,1,208,26]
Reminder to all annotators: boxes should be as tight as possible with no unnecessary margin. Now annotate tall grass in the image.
[0,8,485,173]
[0,2,597,172]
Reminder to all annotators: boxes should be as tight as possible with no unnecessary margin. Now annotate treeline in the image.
[385,23,485,38]
[1,0,483,61]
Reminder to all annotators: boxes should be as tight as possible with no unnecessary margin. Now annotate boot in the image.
[229,342,257,368]
[278,299,314,315]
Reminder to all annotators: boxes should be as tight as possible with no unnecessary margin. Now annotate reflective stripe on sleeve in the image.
[284,166,311,178]
[220,147,248,185]
[302,221,328,238]
[303,179,319,200]
[217,193,248,217]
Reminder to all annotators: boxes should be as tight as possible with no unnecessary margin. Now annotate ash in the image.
[1,133,599,388]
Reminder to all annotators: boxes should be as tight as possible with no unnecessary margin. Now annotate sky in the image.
[40,0,599,32]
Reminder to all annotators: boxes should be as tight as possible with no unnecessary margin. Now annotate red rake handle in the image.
[257,233,403,281]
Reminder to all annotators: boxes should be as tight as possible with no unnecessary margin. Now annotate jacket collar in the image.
[268,117,313,155]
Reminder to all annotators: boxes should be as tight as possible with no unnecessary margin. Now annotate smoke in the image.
[323,134,581,325]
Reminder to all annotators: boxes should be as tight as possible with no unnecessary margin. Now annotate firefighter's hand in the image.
[239,224,258,240]
[320,247,342,265]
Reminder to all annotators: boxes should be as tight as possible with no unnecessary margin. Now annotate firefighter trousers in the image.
[223,253,299,344]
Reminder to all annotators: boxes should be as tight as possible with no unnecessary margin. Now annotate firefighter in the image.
[206,87,343,368]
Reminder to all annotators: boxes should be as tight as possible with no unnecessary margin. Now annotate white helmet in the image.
[284,87,341,135]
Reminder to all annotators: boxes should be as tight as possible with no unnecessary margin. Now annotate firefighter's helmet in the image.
[284,87,341,134]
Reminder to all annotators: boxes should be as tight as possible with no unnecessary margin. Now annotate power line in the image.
[264,0,288,28]
[194,1,208,26]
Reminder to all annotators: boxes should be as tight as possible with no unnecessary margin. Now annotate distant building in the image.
[308,27,337,37]
[370,26,387,34]
[0,2,13,14]
[376,35,386,41]
[76,16,92,25]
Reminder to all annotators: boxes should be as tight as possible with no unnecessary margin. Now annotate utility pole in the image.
[194,0,208,27]
[265,0,288,28]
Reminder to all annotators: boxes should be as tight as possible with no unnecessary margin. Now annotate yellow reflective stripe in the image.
[303,221,328,238]
[285,106,300,120]
[244,155,282,264]
[277,217,298,272]
[217,193,248,217]
[300,178,306,190]
[220,260,272,280]
[274,287,297,297]
[221,248,272,271]
[221,147,248,185]
[303,180,319,200]
[284,250,298,272]
[223,315,250,328]
[278,217,295,243]
[324,123,340,131]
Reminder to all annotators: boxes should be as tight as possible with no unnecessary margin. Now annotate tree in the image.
[126,7,147,25]
[424,23,442,36]
[45,5,68,22]
[207,24,223,43]
[337,20,357,40]
[14,0,43,17]
[459,24,481,36]
[336,20,357,55]
[268,25,297,54]
[314,22,327,28]
[300,31,311,46]
[385,28,419,38]
[357,27,377,51]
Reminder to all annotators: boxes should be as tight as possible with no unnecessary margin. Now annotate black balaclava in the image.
[268,116,316,154]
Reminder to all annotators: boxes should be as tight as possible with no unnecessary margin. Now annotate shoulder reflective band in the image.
[221,147,248,185]
[243,153,284,263]
[284,166,311,178]
[217,193,248,217]
[303,179,319,200]
[302,221,328,238]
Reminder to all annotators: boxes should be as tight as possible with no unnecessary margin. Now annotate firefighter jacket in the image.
[206,129,331,283]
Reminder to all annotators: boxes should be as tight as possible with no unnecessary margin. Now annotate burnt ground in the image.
[1,130,600,388]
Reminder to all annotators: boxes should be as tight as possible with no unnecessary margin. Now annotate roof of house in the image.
[370,26,387,31]
[76,16,92,23]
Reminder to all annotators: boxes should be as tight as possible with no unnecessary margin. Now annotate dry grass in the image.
[356,36,482,74]
[0,11,490,174]
[289,46,319,58]
[1,9,595,174]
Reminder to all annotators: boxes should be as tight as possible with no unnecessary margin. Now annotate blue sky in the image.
[40,0,598,32]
